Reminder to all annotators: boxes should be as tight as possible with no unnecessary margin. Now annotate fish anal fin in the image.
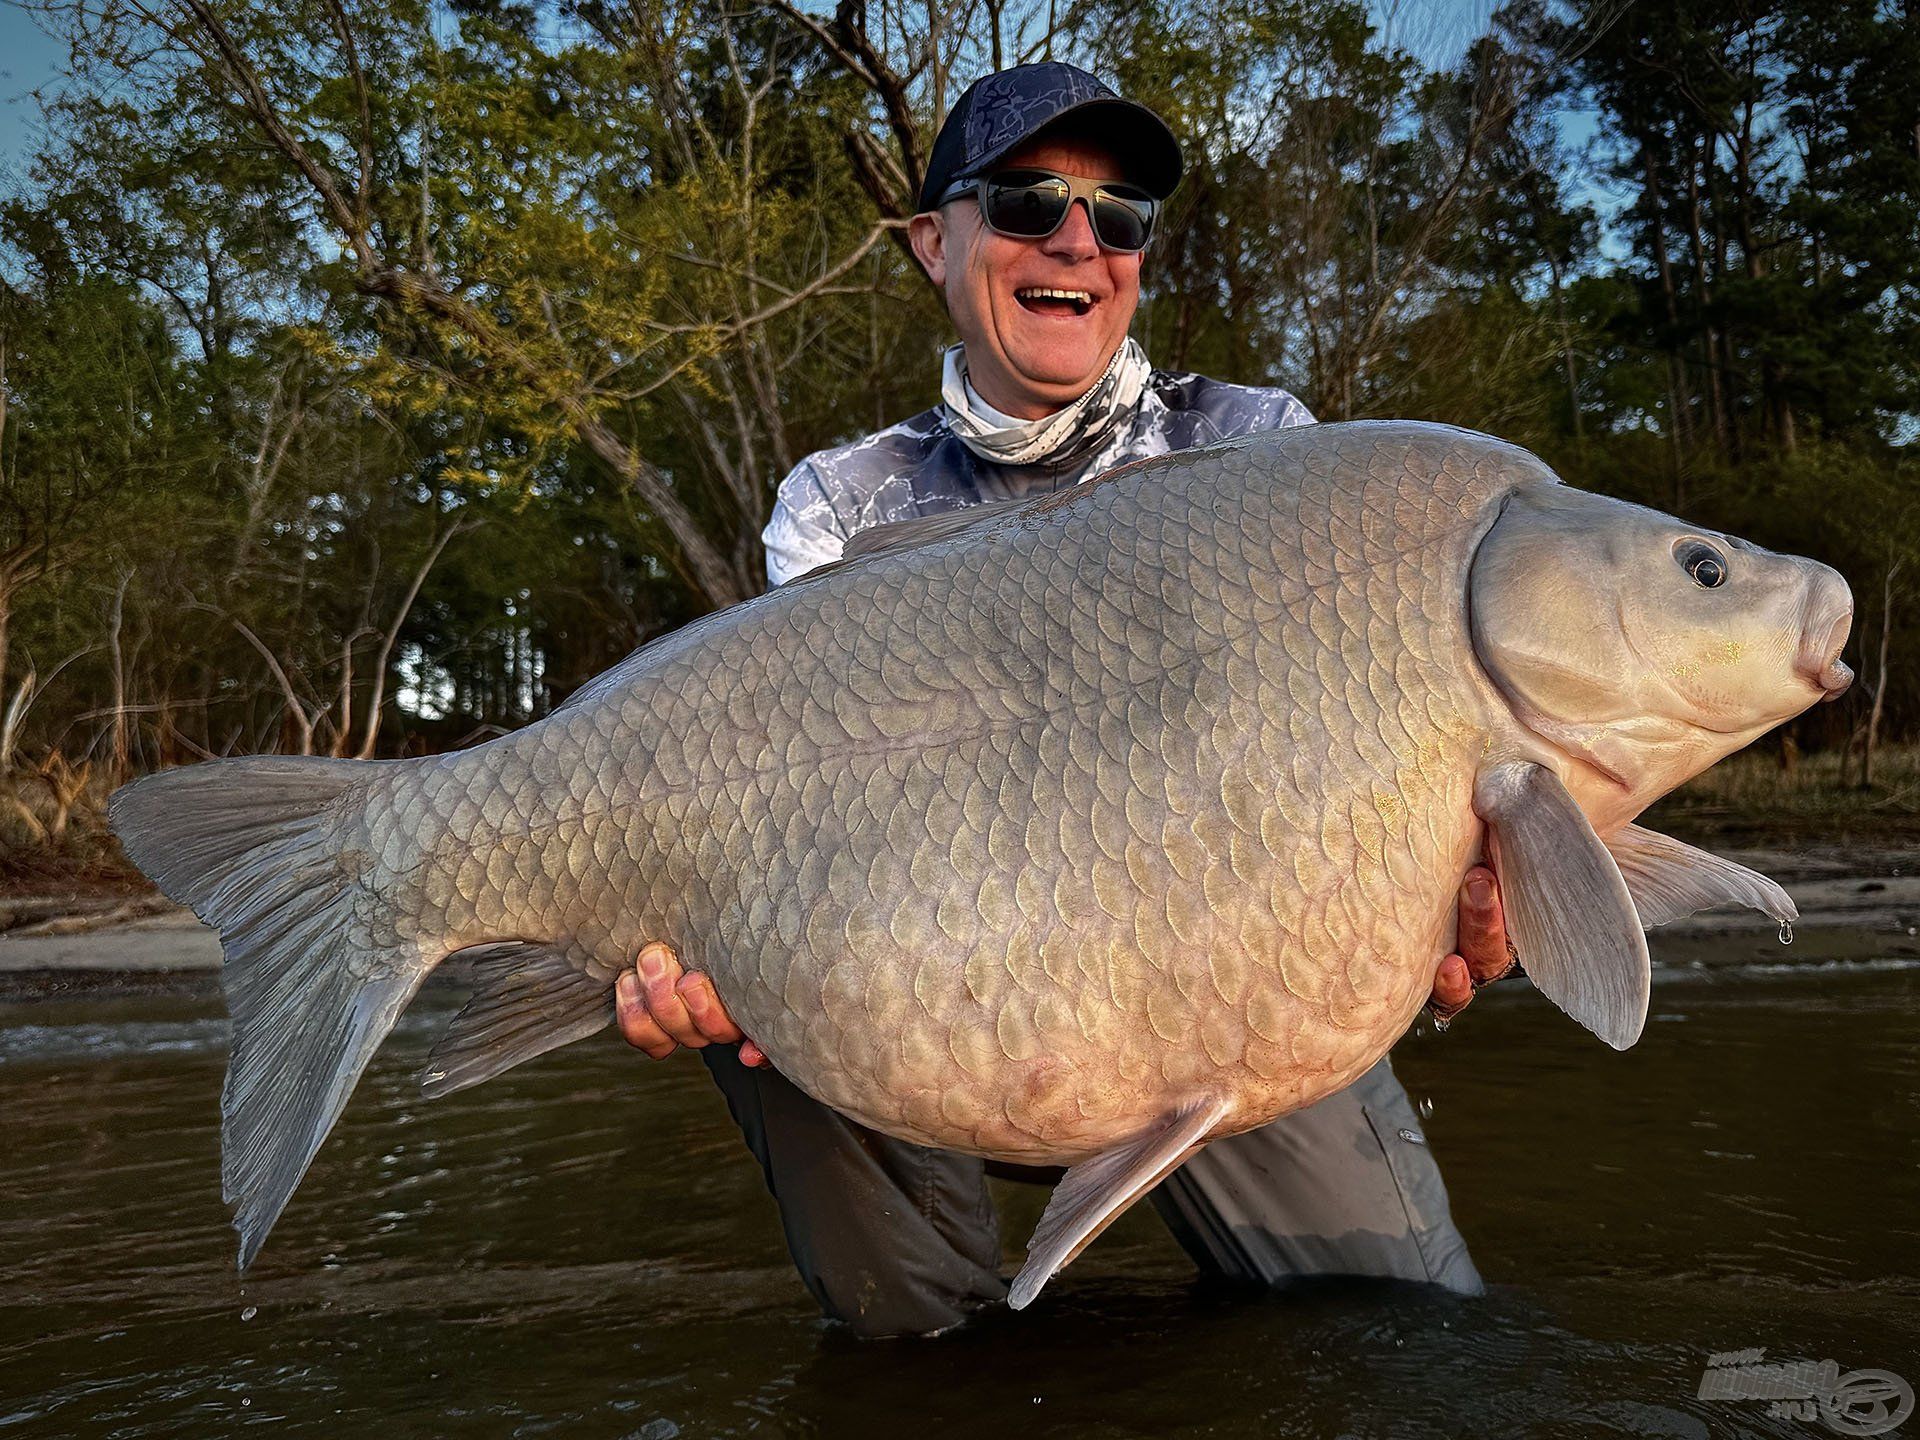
[1603,823,1797,929]
[1009,1094,1230,1310]
[1475,761,1650,1051]
[422,942,612,1099]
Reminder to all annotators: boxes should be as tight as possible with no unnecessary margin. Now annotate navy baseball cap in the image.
[916,62,1184,212]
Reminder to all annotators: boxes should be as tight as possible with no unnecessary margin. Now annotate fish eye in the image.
[1674,539,1728,589]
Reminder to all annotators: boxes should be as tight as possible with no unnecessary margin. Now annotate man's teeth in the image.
[1017,287,1093,304]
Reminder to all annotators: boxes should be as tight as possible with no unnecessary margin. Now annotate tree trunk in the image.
[1684,132,1729,455]
[1547,254,1583,445]
[355,520,471,759]
[1643,144,1693,499]
[1860,557,1901,788]
[0,582,11,728]
[106,573,131,783]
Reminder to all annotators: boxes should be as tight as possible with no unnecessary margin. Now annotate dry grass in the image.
[1643,742,1920,846]
[0,760,149,901]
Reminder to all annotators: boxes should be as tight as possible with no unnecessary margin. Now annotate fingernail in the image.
[1467,875,1494,906]
[615,972,637,1003]
[639,950,664,982]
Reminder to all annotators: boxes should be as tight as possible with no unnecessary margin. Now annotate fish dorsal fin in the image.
[1603,824,1798,930]
[1009,1094,1229,1310]
[1475,761,1650,1051]
[421,942,611,1099]
[791,497,1033,584]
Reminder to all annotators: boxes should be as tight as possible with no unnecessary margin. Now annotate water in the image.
[1,941,1915,1439]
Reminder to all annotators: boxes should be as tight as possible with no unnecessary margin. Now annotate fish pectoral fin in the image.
[1009,1095,1230,1311]
[1603,823,1797,930]
[1475,761,1650,1051]
[421,941,612,1099]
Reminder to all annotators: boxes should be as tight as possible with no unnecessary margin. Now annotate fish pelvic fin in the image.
[1009,1094,1230,1311]
[1475,760,1651,1050]
[1602,824,1797,929]
[108,756,431,1271]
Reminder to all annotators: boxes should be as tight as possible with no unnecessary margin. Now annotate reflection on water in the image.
[1,942,1915,1438]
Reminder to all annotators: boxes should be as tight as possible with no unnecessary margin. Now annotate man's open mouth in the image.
[1015,286,1094,317]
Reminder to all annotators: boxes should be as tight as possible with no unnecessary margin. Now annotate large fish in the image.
[110,422,1853,1306]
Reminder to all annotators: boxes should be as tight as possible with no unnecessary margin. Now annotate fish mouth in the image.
[1797,608,1854,700]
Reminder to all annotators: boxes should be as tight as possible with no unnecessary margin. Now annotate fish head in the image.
[1468,483,1853,808]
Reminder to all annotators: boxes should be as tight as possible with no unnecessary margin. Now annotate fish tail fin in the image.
[109,756,432,1269]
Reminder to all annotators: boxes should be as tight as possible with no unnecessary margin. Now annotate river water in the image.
[1,934,1915,1438]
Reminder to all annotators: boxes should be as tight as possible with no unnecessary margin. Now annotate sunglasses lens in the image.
[979,171,1157,252]
[1092,188,1155,252]
[983,171,1072,237]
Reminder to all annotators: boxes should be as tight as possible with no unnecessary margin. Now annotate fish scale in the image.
[111,420,1850,1296]
[365,424,1507,1158]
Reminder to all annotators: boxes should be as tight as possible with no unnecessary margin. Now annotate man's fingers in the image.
[617,943,764,1065]
[638,941,706,1048]
[676,971,745,1044]
[1458,866,1515,985]
[1429,952,1473,1019]
[615,971,680,1059]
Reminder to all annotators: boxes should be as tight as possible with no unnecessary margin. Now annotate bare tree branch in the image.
[356,518,474,759]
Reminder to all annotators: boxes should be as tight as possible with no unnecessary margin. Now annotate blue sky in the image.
[0,0,1528,176]
[0,2,65,181]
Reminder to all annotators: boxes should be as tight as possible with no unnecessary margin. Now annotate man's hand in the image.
[614,940,768,1067]
[619,869,1514,1061]
[1428,865,1517,1023]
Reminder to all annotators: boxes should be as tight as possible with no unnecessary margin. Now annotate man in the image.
[613,63,1516,1336]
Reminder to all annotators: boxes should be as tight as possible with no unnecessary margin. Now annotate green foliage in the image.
[0,0,1912,810]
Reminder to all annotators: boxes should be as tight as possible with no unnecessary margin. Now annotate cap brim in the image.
[955,97,1183,200]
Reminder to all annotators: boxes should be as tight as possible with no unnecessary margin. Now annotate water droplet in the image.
[1398,1127,1427,1146]
[240,1306,257,1322]
[1432,1012,1451,1033]
[1777,920,1794,945]
[1418,1096,1435,1119]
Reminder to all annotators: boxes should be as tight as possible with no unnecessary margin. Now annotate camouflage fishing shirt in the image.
[761,369,1316,586]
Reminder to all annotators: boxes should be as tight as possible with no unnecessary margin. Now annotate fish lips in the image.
[1797,607,1854,700]
[1794,563,1855,702]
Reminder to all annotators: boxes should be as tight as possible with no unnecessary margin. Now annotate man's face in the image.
[910,131,1144,420]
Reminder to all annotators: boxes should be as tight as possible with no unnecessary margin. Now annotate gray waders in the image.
[701,1047,1482,1337]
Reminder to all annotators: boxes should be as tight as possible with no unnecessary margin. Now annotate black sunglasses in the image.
[939,168,1159,254]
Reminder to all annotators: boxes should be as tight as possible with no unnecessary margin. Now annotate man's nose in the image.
[1040,199,1100,260]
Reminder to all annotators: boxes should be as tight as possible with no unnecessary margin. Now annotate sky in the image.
[0,2,65,182]
[0,0,1534,177]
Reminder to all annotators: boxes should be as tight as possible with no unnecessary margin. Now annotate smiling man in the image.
[616,62,1516,1336]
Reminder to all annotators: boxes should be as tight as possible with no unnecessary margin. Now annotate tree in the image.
[39,0,924,607]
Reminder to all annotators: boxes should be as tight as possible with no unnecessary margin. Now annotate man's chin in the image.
[1003,339,1116,398]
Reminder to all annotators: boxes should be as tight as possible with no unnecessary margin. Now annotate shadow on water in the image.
[0,931,1915,1438]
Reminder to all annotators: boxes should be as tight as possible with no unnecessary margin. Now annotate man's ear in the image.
[908,211,948,287]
